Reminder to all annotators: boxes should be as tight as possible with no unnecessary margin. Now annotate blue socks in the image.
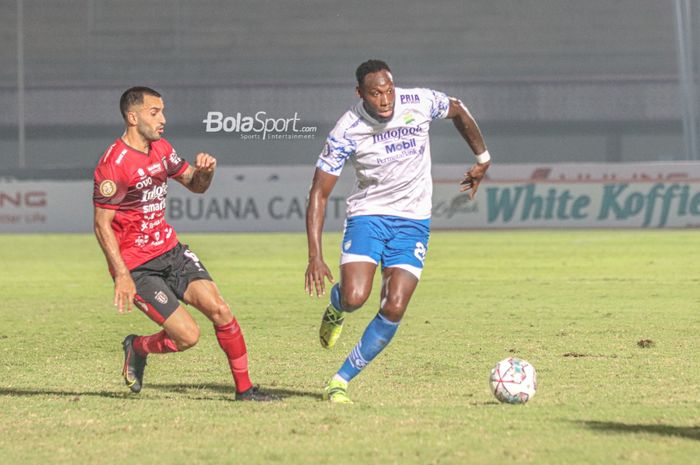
[337,312,400,382]
[330,283,401,382]
[330,283,343,312]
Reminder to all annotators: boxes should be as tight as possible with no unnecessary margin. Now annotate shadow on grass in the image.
[148,382,323,400]
[578,420,700,441]
[0,387,132,399]
[0,384,322,402]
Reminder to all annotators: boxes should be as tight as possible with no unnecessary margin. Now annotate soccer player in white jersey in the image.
[305,59,491,403]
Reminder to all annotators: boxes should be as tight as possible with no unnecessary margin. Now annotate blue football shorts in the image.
[340,215,431,279]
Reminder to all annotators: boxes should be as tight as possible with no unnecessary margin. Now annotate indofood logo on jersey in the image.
[373,126,423,159]
[202,111,318,141]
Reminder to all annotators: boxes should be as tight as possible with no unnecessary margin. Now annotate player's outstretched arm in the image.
[446,97,491,199]
[175,152,217,193]
[305,168,338,297]
[94,206,136,313]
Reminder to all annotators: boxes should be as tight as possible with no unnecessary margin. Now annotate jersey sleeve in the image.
[160,140,189,177]
[424,88,451,120]
[315,128,357,176]
[93,161,129,209]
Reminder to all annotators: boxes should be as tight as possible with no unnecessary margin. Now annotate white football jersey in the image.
[316,87,450,220]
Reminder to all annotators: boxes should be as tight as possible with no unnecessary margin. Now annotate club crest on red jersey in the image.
[99,180,117,197]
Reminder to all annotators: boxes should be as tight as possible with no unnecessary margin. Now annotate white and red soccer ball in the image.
[489,357,537,404]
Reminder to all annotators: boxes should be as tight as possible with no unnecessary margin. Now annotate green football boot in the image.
[319,305,345,349]
[323,378,353,404]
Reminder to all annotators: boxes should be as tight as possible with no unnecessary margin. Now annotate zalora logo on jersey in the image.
[141,184,168,202]
[202,111,317,140]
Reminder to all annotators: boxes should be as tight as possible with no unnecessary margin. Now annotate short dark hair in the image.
[355,60,391,88]
[119,86,161,120]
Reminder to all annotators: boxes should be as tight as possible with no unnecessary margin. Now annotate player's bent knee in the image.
[383,296,409,312]
[380,298,409,321]
[341,290,369,311]
[208,301,233,326]
[175,334,199,351]
[174,325,201,351]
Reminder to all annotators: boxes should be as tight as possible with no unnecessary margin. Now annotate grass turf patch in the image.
[0,231,698,465]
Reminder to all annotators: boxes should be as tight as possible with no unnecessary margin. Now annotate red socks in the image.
[131,320,253,394]
[215,318,253,394]
[133,330,179,356]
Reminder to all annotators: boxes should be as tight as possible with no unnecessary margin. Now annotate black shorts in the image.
[130,243,212,325]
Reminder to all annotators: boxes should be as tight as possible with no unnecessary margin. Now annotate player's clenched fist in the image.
[194,152,217,172]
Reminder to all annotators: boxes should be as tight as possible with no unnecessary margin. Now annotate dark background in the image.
[1,0,698,178]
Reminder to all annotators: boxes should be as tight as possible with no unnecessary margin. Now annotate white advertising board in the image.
[2,163,700,233]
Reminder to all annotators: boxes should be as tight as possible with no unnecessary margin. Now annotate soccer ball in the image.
[489,357,537,404]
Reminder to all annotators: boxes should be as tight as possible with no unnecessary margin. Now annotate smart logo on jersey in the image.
[143,199,166,214]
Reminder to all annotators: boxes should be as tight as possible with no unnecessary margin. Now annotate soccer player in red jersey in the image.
[93,86,274,401]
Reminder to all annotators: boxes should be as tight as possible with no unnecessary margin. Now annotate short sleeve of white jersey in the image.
[425,89,451,120]
[316,114,359,176]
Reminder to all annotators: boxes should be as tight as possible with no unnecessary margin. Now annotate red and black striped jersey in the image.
[93,137,188,272]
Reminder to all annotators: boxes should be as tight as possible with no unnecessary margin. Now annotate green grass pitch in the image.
[0,231,699,465]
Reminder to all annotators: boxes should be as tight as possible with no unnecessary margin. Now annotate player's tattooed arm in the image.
[176,152,217,193]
